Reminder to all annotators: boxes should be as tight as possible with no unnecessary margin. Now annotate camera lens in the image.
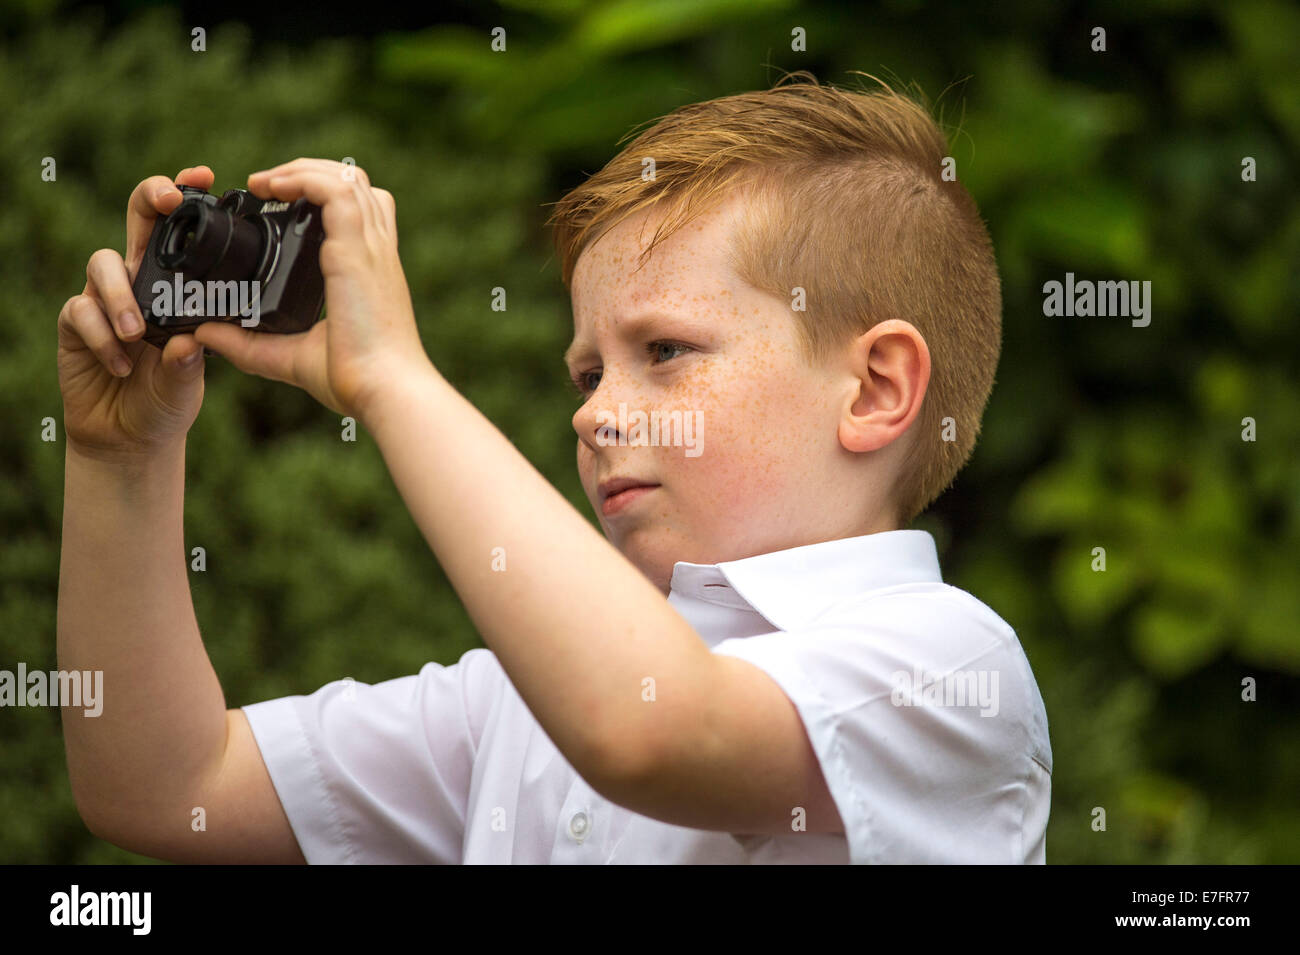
[157,204,204,268]
[156,199,266,281]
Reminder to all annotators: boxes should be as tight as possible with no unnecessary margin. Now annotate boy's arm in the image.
[358,367,843,835]
[57,442,304,863]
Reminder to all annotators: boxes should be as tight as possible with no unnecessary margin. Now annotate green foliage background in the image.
[0,0,1296,863]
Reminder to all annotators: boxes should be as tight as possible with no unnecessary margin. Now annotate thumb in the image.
[150,334,206,414]
[159,333,207,384]
[192,321,298,385]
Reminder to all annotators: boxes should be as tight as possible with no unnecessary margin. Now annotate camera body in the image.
[131,184,326,348]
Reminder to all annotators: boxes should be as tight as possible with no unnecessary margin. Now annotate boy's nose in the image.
[574,409,653,460]
[571,372,644,447]
[572,395,612,452]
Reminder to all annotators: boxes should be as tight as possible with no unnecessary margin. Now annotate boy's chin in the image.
[609,534,674,591]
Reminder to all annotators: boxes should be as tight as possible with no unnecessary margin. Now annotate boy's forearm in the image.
[57,441,228,841]
[360,362,715,789]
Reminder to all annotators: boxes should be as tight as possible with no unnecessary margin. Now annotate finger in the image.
[371,187,395,219]
[248,159,378,219]
[58,294,135,377]
[248,158,370,194]
[86,248,147,341]
[256,168,381,244]
[371,187,397,246]
[125,176,184,269]
[191,321,300,385]
[125,167,216,270]
[158,332,207,378]
[356,182,387,239]
[248,162,372,208]
[173,165,214,194]
[254,166,392,246]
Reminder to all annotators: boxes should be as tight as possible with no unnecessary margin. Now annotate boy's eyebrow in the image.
[562,339,588,369]
[563,312,682,368]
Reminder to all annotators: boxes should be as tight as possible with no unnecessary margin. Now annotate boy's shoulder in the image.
[816,577,1018,647]
[753,578,1053,772]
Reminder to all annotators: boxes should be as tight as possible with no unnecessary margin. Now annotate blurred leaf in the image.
[497,0,595,18]
[1013,187,1149,271]
[376,26,515,85]
[1052,542,1144,629]
[1131,597,1229,679]
[1221,0,1300,144]
[571,0,791,58]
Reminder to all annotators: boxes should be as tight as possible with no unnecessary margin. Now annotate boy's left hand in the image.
[193,158,430,419]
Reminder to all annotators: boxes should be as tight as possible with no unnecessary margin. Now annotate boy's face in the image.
[566,193,893,595]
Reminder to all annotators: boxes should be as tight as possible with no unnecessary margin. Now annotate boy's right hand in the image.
[57,166,215,458]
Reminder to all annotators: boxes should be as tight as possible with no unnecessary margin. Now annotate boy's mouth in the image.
[598,477,660,517]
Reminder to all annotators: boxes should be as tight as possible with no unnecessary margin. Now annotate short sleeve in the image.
[241,647,504,864]
[710,596,1046,864]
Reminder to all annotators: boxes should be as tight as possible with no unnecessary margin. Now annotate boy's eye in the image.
[649,341,691,363]
[570,370,601,398]
[568,340,693,400]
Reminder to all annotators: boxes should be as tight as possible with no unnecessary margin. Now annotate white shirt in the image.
[242,529,1052,863]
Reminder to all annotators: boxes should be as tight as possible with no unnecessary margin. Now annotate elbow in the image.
[584,715,668,807]
[68,773,157,857]
[76,798,170,861]
[68,769,115,843]
[73,791,125,848]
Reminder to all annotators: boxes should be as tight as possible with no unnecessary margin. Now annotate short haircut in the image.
[545,71,1002,525]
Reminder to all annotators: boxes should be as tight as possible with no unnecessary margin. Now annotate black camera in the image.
[131,184,326,348]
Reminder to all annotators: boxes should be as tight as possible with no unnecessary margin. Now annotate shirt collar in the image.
[668,530,943,633]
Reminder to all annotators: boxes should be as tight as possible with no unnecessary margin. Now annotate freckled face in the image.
[566,193,858,594]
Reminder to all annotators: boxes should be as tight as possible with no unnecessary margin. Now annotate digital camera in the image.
[131,184,326,348]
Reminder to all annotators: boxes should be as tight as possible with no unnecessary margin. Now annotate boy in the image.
[57,73,1051,864]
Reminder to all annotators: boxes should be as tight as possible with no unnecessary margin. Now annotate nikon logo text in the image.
[151,276,261,327]
[260,200,290,212]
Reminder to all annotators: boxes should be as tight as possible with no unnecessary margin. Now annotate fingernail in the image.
[112,356,132,377]
[181,349,203,367]
[120,311,143,336]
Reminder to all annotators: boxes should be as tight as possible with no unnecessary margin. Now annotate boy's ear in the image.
[836,320,931,454]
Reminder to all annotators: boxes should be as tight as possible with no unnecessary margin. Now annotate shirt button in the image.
[568,811,590,842]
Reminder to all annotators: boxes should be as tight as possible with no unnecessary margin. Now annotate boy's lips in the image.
[598,477,660,517]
